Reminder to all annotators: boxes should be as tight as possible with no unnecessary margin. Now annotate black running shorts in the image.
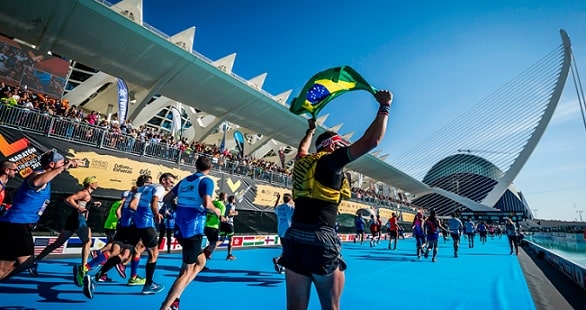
[0,222,34,260]
[177,234,204,264]
[280,224,346,277]
[137,227,158,248]
[204,227,219,243]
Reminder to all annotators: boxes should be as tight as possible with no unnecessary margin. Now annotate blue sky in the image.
[136,0,586,221]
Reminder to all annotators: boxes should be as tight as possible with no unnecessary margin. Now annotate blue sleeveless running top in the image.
[118,192,136,228]
[174,173,214,238]
[134,184,165,229]
[0,172,51,224]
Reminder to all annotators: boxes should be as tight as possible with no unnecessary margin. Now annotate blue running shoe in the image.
[83,274,96,299]
[141,281,164,295]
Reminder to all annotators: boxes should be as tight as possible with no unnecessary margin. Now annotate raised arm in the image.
[296,118,317,158]
[348,90,392,160]
[29,159,78,189]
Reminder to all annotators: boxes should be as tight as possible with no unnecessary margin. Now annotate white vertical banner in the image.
[171,103,182,139]
[117,78,129,122]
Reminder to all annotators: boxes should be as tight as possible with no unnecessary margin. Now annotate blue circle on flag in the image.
[306,84,331,105]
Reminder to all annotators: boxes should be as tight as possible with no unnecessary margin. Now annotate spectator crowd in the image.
[1,81,414,212]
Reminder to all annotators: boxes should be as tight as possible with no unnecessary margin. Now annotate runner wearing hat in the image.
[29,175,102,287]
[0,149,79,281]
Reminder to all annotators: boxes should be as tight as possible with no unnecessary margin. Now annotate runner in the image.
[354,213,365,245]
[448,212,463,258]
[159,156,220,310]
[424,210,446,262]
[280,90,392,309]
[411,210,426,259]
[387,212,399,250]
[0,160,17,216]
[82,175,149,299]
[158,203,176,254]
[30,176,102,286]
[369,214,380,247]
[128,172,176,294]
[273,193,294,273]
[477,222,488,245]
[464,218,476,248]
[0,150,79,281]
[218,195,238,260]
[202,192,227,261]
[83,173,176,298]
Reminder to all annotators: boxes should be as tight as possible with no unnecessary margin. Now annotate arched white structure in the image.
[481,30,573,206]
[0,0,573,215]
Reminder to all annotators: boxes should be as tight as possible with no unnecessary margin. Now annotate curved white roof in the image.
[0,0,432,196]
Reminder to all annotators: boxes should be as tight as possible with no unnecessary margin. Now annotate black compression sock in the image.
[145,262,156,285]
[99,256,122,275]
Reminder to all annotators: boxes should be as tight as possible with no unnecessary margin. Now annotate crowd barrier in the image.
[36,233,412,258]
[525,240,586,289]
[0,104,293,187]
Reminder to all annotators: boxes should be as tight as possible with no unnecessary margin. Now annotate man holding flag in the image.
[281,83,392,309]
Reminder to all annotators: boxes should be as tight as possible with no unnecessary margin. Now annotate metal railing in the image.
[0,105,418,213]
[0,104,292,187]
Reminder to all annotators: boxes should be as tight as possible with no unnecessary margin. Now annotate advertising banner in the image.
[34,233,380,258]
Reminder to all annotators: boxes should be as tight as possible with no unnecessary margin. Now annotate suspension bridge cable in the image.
[569,51,586,133]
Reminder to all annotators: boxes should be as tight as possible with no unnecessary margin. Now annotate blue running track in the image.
[0,237,535,309]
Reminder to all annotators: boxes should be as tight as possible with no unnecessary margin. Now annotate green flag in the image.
[289,66,377,118]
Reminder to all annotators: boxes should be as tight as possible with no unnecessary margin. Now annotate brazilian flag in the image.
[289,66,377,118]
